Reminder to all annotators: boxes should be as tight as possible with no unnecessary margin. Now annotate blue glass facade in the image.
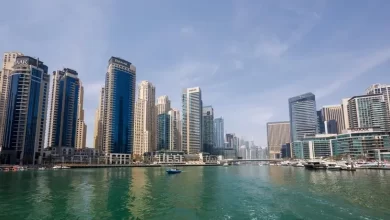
[48,69,80,148]
[157,113,170,150]
[1,56,49,165]
[289,93,317,142]
[104,57,136,154]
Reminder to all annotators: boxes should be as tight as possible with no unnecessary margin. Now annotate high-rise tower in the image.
[156,95,171,151]
[289,92,317,142]
[202,106,214,153]
[1,56,50,165]
[75,84,87,149]
[168,108,181,151]
[0,52,24,150]
[182,87,202,154]
[47,68,81,149]
[133,81,156,156]
[103,57,136,154]
[214,117,224,148]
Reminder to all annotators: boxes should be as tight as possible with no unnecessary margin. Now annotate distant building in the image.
[226,133,234,148]
[75,83,87,149]
[93,88,105,151]
[182,87,202,154]
[267,121,290,159]
[103,57,136,154]
[202,106,214,153]
[324,120,338,134]
[1,56,50,165]
[168,109,181,151]
[156,96,171,151]
[47,68,81,150]
[214,117,224,148]
[289,92,317,142]
[348,94,389,131]
[317,110,325,134]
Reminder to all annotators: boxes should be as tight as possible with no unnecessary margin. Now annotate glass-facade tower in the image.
[47,68,80,149]
[1,56,50,165]
[289,92,317,142]
[202,106,214,153]
[182,87,202,154]
[103,57,136,154]
[157,114,170,150]
[214,117,224,148]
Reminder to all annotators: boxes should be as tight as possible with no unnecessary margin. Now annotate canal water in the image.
[0,166,389,220]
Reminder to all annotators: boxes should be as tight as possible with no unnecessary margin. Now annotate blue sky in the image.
[1,0,390,147]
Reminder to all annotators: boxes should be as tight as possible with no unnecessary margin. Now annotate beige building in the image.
[168,108,181,151]
[321,105,345,134]
[76,84,87,149]
[93,88,105,150]
[341,98,350,131]
[133,81,156,157]
[0,52,24,150]
[267,121,290,159]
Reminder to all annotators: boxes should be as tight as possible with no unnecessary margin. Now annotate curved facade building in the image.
[103,57,136,154]
[289,93,317,143]
[1,56,50,165]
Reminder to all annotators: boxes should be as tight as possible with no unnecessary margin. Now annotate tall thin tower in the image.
[133,81,156,157]
[47,68,81,149]
[103,57,136,154]
[182,87,202,154]
[0,52,24,150]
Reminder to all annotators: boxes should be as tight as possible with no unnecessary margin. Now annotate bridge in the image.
[221,159,283,163]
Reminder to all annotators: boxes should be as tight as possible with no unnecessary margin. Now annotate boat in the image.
[53,165,70,169]
[304,160,327,170]
[327,163,341,170]
[258,163,263,166]
[223,163,229,166]
[166,168,182,174]
[293,162,304,167]
[38,167,46,170]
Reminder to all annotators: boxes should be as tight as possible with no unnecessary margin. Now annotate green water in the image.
[1,166,390,220]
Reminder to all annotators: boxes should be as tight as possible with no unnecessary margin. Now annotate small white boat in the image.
[38,167,46,170]
[327,163,341,170]
[258,163,263,166]
[53,165,70,169]
[223,163,229,166]
[294,163,304,167]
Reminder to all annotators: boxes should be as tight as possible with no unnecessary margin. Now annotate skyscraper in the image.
[75,84,87,149]
[182,87,202,154]
[348,94,389,131]
[1,56,50,165]
[103,57,136,154]
[168,108,181,151]
[156,96,171,151]
[289,92,317,142]
[93,87,104,150]
[133,81,156,156]
[202,106,214,153]
[214,117,224,148]
[320,105,344,134]
[0,52,24,151]
[267,121,290,159]
[47,68,81,149]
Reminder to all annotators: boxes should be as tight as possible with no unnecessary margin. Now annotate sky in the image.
[1,0,390,148]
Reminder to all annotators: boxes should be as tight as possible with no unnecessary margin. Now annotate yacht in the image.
[326,162,341,170]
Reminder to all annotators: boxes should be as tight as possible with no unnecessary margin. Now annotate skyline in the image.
[1,0,390,147]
